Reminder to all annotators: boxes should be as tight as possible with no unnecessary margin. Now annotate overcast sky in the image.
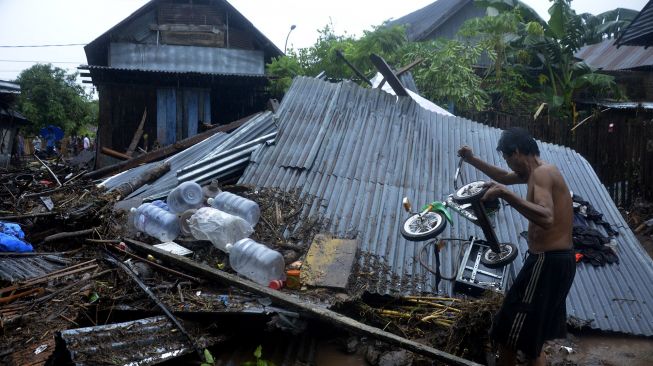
[0,0,648,87]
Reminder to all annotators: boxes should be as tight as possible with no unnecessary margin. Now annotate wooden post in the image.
[126,108,147,157]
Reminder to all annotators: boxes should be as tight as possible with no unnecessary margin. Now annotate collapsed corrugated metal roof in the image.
[575,39,653,70]
[101,111,276,202]
[58,316,192,365]
[239,76,653,336]
[0,255,71,282]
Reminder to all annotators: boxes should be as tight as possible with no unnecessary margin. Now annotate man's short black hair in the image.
[496,127,540,156]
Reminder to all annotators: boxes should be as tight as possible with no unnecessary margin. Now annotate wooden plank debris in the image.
[370,53,409,96]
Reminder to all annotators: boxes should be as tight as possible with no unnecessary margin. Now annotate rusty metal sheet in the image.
[301,234,358,289]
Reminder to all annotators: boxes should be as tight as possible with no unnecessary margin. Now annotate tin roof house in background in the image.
[575,39,653,102]
[81,0,283,167]
[616,0,653,47]
[0,80,28,168]
[387,0,485,42]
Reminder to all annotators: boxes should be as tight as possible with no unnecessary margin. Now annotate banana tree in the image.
[523,0,621,121]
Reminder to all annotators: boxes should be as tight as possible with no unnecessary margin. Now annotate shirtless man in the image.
[458,127,575,366]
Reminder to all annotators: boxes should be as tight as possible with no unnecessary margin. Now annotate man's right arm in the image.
[458,146,526,185]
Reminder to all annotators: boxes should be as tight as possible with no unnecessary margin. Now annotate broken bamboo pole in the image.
[123,238,481,366]
[86,113,256,180]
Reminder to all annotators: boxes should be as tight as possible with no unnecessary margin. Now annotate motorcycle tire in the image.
[480,243,518,268]
[452,180,488,204]
[400,211,447,242]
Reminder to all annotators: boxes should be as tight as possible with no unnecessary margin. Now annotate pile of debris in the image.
[0,148,501,366]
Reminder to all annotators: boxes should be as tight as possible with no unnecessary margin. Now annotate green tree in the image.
[15,64,97,134]
[458,5,535,110]
[267,23,406,95]
[404,39,488,112]
[523,0,621,120]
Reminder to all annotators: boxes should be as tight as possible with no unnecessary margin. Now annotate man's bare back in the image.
[525,164,573,253]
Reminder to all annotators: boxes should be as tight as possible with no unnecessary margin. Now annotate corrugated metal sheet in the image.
[109,42,265,75]
[101,111,276,201]
[239,76,653,336]
[58,316,190,365]
[578,100,653,109]
[371,72,453,116]
[0,80,20,94]
[575,39,653,70]
[83,64,267,78]
[0,255,70,282]
[616,0,653,47]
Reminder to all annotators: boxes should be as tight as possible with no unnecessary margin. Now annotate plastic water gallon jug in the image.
[166,181,203,213]
[131,203,180,242]
[207,191,260,227]
[187,207,253,252]
[226,238,286,286]
[151,200,170,211]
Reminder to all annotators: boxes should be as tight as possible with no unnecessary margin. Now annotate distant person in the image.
[16,132,24,157]
[12,132,24,161]
[44,131,56,157]
[69,136,78,156]
[83,135,90,150]
[60,136,69,157]
[32,136,42,154]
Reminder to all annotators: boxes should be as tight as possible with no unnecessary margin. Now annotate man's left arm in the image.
[484,169,555,229]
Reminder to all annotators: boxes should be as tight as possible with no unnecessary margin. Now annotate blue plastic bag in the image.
[0,232,33,252]
[0,221,25,239]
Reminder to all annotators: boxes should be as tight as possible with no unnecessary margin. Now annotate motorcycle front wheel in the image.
[481,243,518,268]
[401,212,447,242]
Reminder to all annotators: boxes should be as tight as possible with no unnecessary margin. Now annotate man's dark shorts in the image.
[490,249,576,359]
